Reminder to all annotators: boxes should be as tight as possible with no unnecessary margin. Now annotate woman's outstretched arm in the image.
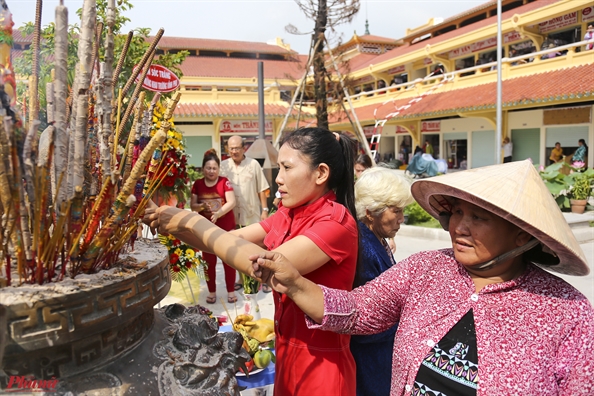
[250,251,325,323]
[143,201,264,276]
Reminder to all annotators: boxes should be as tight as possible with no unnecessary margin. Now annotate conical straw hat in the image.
[411,160,589,276]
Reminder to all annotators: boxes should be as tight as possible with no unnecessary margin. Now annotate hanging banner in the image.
[539,12,578,33]
[220,120,273,134]
[136,64,180,93]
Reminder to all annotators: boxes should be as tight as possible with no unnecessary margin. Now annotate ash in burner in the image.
[155,304,251,396]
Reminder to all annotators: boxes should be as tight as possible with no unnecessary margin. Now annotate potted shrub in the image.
[569,173,591,214]
[539,161,594,212]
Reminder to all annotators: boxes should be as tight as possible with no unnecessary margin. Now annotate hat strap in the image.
[475,239,540,271]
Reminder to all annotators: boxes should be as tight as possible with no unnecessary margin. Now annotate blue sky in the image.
[9,0,486,54]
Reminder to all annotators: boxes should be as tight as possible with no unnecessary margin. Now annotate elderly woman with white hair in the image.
[250,160,594,395]
[352,167,413,396]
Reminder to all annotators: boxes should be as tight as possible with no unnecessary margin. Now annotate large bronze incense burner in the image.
[1,240,170,380]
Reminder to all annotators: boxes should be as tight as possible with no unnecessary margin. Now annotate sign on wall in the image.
[421,120,441,132]
[220,120,274,134]
[539,12,578,33]
[583,6,594,23]
[387,65,406,75]
[363,126,375,137]
[446,31,526,59]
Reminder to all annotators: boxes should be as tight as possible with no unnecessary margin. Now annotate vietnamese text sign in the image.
[220,120,273,134]
[539,12,578,33]
[363,126,375,137]
[503,31,523,44]
[447,32,524,59]
[136,64,180,93]
[583,6,594,23]
[421,120,441,132]
[387,65,406,75]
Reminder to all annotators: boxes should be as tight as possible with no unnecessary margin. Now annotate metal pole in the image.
[496,0,503,164]
[257,61,265,139]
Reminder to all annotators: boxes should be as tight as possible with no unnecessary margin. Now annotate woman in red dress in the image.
[190,149,237,304]
[146,128,359,395]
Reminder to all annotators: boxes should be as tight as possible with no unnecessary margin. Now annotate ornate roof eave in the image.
[329,89,594,127]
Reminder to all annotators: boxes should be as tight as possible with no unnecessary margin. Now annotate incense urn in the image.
[0,239,170,382]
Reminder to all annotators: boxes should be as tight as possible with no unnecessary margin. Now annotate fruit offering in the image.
[253,349,274,369]
[232,314,276,374]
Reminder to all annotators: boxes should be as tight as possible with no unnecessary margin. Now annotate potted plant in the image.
[569,173,591,214]
[539,161,594,212]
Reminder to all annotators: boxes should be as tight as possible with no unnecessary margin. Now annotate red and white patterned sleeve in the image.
[305,251,431,334]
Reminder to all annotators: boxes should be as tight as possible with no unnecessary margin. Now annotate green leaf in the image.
[555,195,570,209]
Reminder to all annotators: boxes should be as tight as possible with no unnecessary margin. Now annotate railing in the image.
[346,37,594,102]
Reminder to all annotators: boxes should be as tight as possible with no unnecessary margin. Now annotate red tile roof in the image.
[155,36,295,55]
[10,49,24,59]
[179,56,305,80]
[345,53,382,72]
[331,64,594,124]
[405,0,496,39]
[356,35,400,45]
[13,29,34,43]
[174,102,314,118]
[352,0,560,73]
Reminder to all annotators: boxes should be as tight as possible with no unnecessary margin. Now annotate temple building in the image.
[13,0,594,168]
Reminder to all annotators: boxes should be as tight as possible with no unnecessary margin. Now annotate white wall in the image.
[179,124,215,137]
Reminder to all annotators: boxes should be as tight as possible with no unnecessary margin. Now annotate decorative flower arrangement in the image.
[149,101,190,205]
[539,161,594,210]
[159,234,207,283]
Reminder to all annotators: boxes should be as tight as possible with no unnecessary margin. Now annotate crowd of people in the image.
[143,127,593,396]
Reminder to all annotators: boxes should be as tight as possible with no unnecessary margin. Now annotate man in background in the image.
[220,135,271,291]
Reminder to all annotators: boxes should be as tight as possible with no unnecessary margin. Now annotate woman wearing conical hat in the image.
[250,160,593,396]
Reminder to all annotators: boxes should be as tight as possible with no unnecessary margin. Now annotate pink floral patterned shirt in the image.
[307,249,594,396]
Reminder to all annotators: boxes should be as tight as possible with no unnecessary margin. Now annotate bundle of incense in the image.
[78,93,181,272]
[0,0,190,286]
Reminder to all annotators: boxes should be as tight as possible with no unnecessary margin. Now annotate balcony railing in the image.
[346,37,594,103]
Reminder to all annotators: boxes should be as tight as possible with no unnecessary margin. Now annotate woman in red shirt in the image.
[145,128,359,395]
[190,149,237,304]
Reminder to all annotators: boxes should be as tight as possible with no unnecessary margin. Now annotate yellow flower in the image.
[175,248,182,256]
[186,249,195,257]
